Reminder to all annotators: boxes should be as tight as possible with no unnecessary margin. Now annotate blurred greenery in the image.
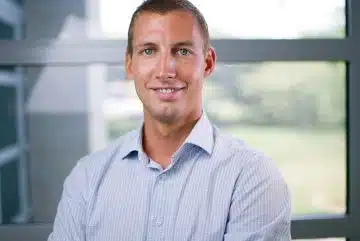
[204,62,345,128]
[223,125,345,215]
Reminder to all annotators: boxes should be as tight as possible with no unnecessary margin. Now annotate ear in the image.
[125,52,134,80]
[204,46,216,78]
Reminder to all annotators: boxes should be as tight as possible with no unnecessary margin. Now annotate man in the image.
[48,0,291,240]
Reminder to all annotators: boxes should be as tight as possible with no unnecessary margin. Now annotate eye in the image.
[177,48,191,56]
[142,48,153,56]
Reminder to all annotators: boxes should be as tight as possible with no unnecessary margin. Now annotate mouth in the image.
[154,88,184,93]
[151,87,185,101]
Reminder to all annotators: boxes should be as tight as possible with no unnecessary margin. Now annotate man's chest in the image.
[85,160,238,241]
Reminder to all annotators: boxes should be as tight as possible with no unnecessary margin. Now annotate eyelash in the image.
[177,48,191,56]
[141,48,154,55]
[139,48,192,56]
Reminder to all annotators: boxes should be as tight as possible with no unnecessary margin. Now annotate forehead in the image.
[132,10,204,46]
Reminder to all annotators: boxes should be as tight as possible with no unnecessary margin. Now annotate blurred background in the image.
[0,0,358,240]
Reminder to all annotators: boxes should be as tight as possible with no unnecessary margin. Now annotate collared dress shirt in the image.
[48,113,291,241]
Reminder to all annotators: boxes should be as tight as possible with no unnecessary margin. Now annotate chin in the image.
[150,109,179,124]
[145,105,183,124]
[154,114,178,124]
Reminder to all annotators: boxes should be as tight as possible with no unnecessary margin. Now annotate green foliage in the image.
[203,62,345,128]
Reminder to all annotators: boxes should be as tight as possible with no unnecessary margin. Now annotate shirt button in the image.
[150,216,163,226]
[158,174,166,181]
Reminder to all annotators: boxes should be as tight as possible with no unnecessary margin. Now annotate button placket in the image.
[155,174,165,226]
[147,173,167,241]
[146,172,159,241]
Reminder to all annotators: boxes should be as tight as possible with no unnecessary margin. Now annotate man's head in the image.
[125,0,216,124]
[127,0,210,56]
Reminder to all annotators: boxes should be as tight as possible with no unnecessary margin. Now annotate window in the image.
[0,0,359,240]
[105,62,347,216]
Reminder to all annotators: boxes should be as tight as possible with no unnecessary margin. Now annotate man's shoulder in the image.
[213,126,281,175]
[74,129,138,175]
[213,126,264,160]
[213,126,287,189]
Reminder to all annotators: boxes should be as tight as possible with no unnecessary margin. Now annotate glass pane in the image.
[205,62,346,215]
[0,158,20,224]
[1,64,103,225]
[23,0,345,40]
[106,62,346,216]
[105,68,142,139]
[99,0,345,39]
[0,86,17,149]
[25,65,96,224]
[0,21,14,39]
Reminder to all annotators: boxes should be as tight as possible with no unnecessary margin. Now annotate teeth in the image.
[159,88,175,93]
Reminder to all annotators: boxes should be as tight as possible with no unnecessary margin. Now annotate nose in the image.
[155,51,176,80]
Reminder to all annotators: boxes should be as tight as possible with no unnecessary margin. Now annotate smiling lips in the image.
[151,87,185,101]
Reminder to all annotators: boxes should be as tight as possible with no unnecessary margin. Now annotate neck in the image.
[142,111,201,168]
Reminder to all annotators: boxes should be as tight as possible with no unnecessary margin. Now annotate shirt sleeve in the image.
[47,159,88,241]
[224,155,292,241]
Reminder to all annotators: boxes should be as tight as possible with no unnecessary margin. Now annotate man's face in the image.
[126,10,215,124]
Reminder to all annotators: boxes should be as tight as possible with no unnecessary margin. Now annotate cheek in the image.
[137,61,154,74]
[133,61,155,87]
[178,62,205,89]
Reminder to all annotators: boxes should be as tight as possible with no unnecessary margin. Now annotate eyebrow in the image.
[134,41,195,49]
[171,41,195,48]
[134,42,157,49]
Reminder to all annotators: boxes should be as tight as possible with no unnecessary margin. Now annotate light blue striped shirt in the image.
[48,113,291,241]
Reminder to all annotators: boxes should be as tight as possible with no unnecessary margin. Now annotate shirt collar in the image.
[117,112,214,160]
[117,127,143,160]
[182,112,214,155]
